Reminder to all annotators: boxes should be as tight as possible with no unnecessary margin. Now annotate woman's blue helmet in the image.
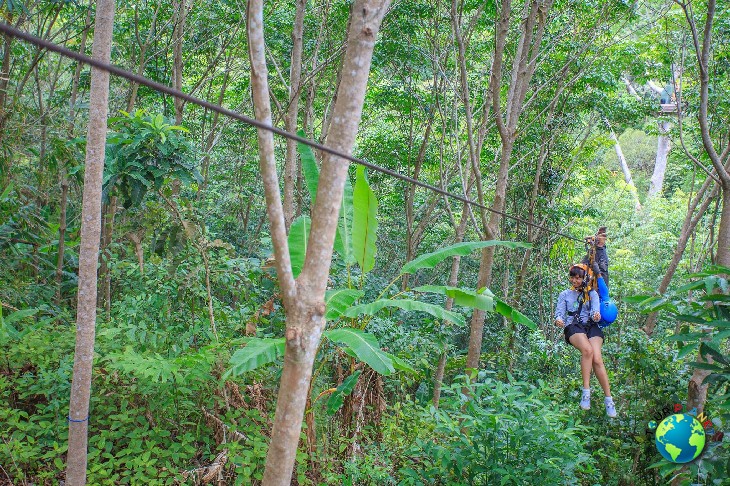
[600,299,618,324]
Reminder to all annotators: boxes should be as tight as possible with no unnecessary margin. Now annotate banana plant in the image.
[227,137,536,414]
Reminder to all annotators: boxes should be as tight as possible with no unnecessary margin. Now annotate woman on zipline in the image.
[554,230,616,418]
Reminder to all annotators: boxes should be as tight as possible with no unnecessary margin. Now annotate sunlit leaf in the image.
[401,240,531,275]
[324,328,394,375]
[342,298,465,326]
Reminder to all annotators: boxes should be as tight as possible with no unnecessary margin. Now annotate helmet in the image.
[569,263,591,289]
[600,299,618,324]
[569,263,589,275]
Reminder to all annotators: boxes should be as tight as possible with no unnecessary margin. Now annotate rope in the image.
[0,22,585,244]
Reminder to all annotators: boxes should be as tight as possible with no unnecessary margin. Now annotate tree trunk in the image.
[283,0,306,230]
[649,120,671,197]
[465,0,554,374]
[55,178,68,304]
[65,1,115,483]
[172,0,191,125]
[608,125,642,211]
[98,198,116,317]
[643,178,717,335]
[247,1,391,483]
[676,0,730,418]
[57,0,93,305]
[432,200,471,406]
[126,3,161,112]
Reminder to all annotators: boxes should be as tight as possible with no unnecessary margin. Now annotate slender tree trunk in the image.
[247,1,391,483]
[432,201,471,407]
[65,1,115,483]
[676,0,730,417]
[402,117,435,290]
[649,120,671,197]
[465,0,553,374]
[55,179,68,304]
[644,179,718,335]
[608,125,642,211]
[0,12,13,143]
[126,3,160,112]
[172,0,191,125]
[283,0,306,230]
[56,0,93,305]
[98,197,116,317]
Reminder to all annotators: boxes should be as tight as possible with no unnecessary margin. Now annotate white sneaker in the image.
[605,397,617,418]
[580,389,591,410]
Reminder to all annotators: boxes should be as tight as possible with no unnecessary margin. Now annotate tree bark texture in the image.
[283,0,306,230]
[247,1,391,484]
[172,0,192,125]
[65,1,116,484]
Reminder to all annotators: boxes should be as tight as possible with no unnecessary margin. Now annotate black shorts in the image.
[564,321,604,345]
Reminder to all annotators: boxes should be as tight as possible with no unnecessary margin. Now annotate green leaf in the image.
[333,175,355,263]
[674,314,710,324]
[226,338,286,376]
[324,328,394,375]
[690,362,725,372]
[342,298,465,326]
[0,313,19,340]
[414,285,495,313]
[325,288,364,320]
[326,370,362,415]
[494,298,537,330]
[0,182,14,201]
[3,308,39,325]
[297,129,319,204]
[400,240,531,275]
[705,320,730,329]
[351,166,378,273]
[623,294,658,304]
[384,352,417,374]
[700,343,729,365]
[288,216,311,279]
[677,342,700,360]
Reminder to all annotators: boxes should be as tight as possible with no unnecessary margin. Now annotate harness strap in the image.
[570,293,585,327]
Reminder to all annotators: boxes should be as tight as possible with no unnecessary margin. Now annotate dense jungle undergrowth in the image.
[2,185,728,485]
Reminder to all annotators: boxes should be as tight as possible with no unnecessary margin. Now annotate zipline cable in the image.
[0,22,586,243]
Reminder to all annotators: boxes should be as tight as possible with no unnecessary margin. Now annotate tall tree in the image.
[65,0,116,483]
[247,0,391,483]
[676,0,730,414]
[465,0,554,374]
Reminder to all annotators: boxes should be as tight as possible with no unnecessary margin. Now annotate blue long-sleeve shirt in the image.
[555,288,600,325]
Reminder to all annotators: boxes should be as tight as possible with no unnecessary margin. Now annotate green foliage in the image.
[343,298,466,327]
[352,165,378,274]
[326,370,362,415]
[288,215,311,278]
[324,328,395,375]
[400,240,531,276]
[298,129,319,203]
[103,110,200,208]
[227,338,286,376]
[325,288,364,320]
[397,376,599,485]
